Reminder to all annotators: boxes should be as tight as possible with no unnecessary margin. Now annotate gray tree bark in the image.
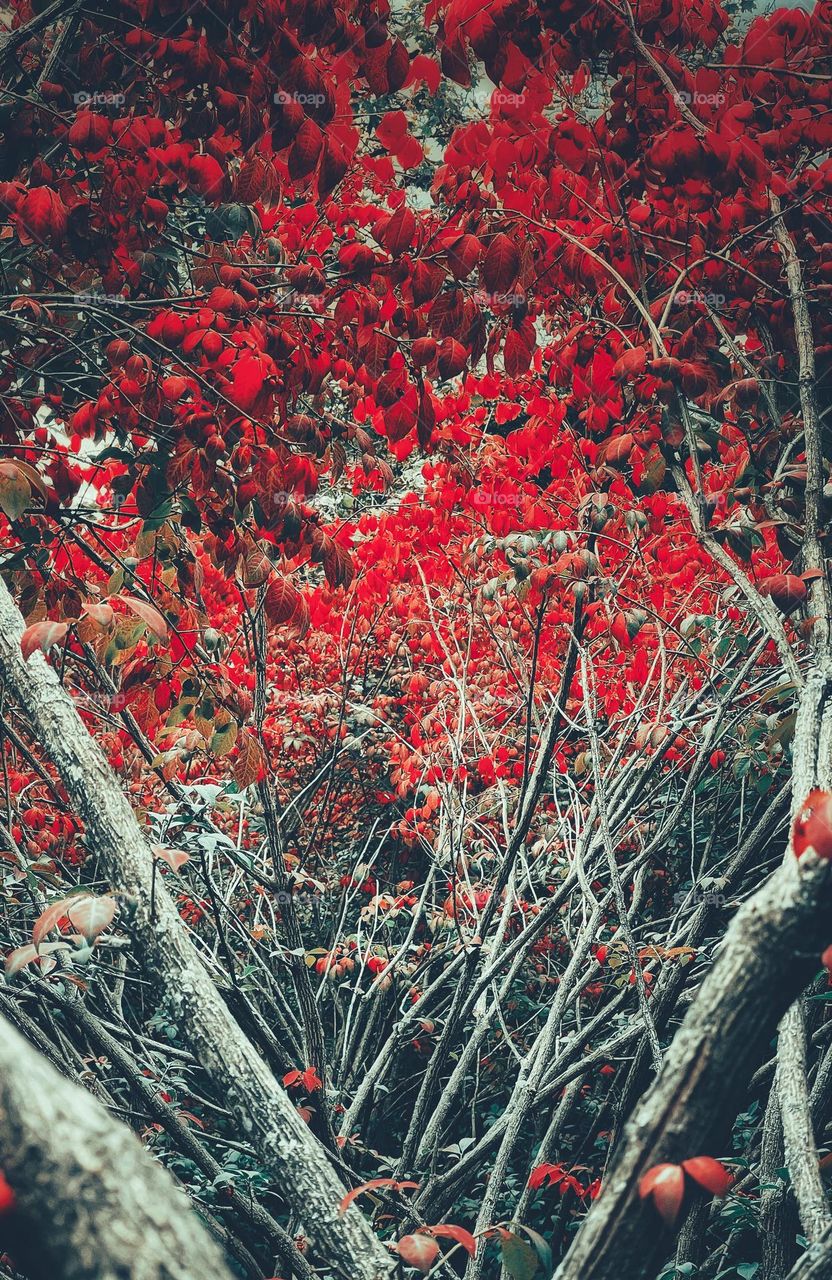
[0,1012,234,1280]
[0,572,393,1280]
[552,666,832,1280]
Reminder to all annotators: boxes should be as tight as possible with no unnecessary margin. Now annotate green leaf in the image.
[736,1265,759,1279]
[180,495,202,533]
[0,465,31,521]
[514,1225,552,1274]
[211,718,238,757]
[500,1232,539,1280]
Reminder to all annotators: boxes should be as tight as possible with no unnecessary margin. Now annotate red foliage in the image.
[0,0,829,1269]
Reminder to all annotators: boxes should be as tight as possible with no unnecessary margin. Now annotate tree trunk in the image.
[0,573,392,1280]
[0,1012,234,1280]
[553,662,832,1280]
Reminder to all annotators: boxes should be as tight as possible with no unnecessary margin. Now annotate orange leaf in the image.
[66,894,117,941]
[337,1178,420,1217]
[233,731,267,789]
[396,1235,439,1273]
[21,620,69,661]
[152,844,191,872]
[33,899,71,948]
[681,1156,733,1197]
[118,595,168,641]
[638,1162,686,1225]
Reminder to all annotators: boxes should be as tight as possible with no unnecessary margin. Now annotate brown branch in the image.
[771,193,832,657]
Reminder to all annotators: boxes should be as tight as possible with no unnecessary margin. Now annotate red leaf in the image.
[67,112,110,154]
[376,110,409,151]
[412,337,437,367]
[229,353,267,412]
[283,1066,323,1093]
[18,187,67,244]
[323,542,355,590]
[529,1162,567,1190]
[482,232,520,296]
[301,1066,322,1092]
[425,1224,477,1256]
[318,135,348,196]
[613,347,649,380]
[604,432,635,466]
[337,1178,420,1217]
[387,39,410,92]
[504,328,534,378]
[188,153,225,200]
[396,1235,440,1273]
[681,1157,733,1196]
[758,573,807,614]
[638,1162,686,1225]
[792,789,832,860]
[21,620,70,662]
[412,259,444,305]
[289,119,323,181]
[447,232,481,280]
[264,576,300,625]
[408,54,441,93]
[395,135,424,170]
[437,337,467,380]
[381,206,417,256]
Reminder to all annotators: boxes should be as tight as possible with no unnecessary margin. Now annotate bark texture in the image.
[552,849,832,1280]
[550,653,832,1280]
[0,572,393,1280]
[0,1012,234,1280]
